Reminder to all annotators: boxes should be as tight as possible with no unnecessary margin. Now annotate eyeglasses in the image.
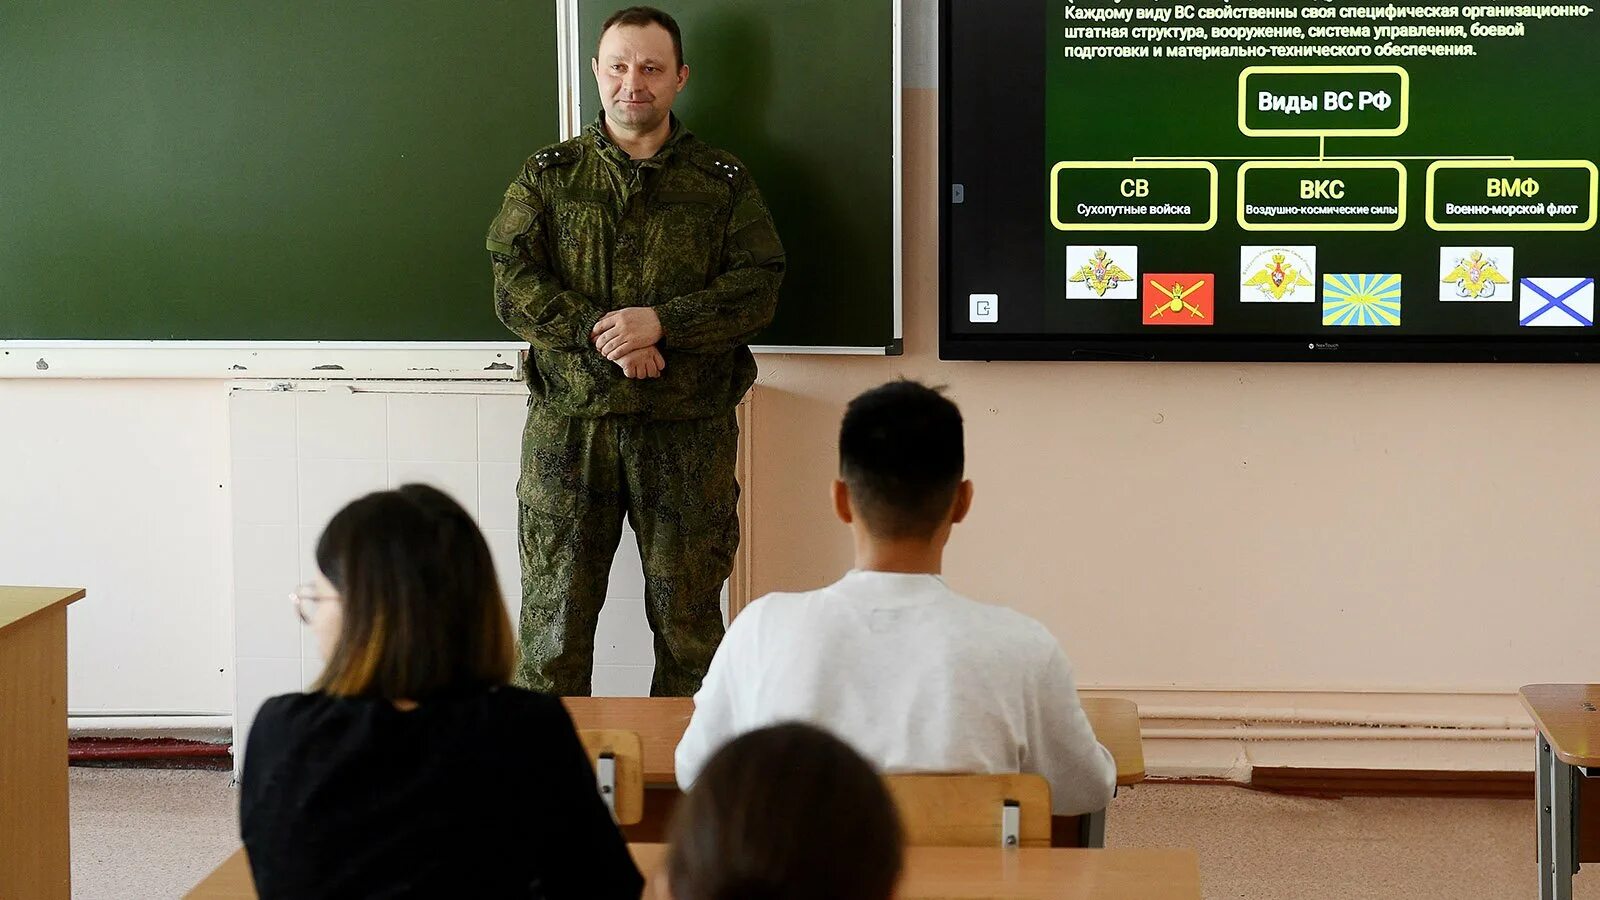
[290,583,339,626]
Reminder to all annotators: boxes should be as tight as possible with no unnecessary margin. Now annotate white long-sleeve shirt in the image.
[674,570,1117,815]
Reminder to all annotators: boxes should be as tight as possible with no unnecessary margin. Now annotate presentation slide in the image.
[941,0,1599,360]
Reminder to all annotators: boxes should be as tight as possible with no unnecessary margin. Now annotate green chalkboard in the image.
[0,1,557,342]
[577,1,901,352]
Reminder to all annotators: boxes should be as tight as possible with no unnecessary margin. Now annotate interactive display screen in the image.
[941,0,1600,360]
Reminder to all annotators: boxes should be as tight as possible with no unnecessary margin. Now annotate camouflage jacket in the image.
[487,118,784,420]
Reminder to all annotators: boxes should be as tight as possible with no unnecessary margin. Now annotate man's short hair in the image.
[839,380,965,540]
[600,6,685,69]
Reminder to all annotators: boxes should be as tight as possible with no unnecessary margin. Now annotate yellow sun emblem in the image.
[1069,249,1133,297]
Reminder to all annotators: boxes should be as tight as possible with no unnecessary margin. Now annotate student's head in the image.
[593,6,689,136]
[665,723,903,900]
[305,484,515,700]
[834,380,973,544]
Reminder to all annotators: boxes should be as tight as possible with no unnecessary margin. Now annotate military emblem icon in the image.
[1240,246,1316,302]
[1440,247,1514,301]
[1066,246,1138,299]
[1143,274,1214,326]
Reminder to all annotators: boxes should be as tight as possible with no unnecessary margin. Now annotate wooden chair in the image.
[562,697,690,785]
[563,696,1145,848]
[1073,697,1145,848]
[884,773,1053,849]
[563,697,695,841]
[577,729,644,826]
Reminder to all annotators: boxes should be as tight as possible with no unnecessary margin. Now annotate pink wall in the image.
[746,91,1600,694]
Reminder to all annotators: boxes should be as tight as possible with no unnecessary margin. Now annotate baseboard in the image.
[1247,767,1533,799]
[69,737,233,771]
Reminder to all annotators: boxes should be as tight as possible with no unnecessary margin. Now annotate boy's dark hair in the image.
[313,484,515,700]
[666,723,903,900]
[839,380,965,540]
[599,6,686,69]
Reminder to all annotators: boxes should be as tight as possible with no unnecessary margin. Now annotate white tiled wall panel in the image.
[233,524,298,598]
[478,462,521,532]
[608,535,648,601]
[229,386,659,774]
[594,598,655,665]
[591,665,655,698]
[295,390,386,460]
[233,656,301,762]
[0,380,233,715]
[297,527,322,586]
[234,589,299,660]
[297,459,388,529]
[477,394,527,463]
[388,393,478,462]
[230,457,298,527]
[388,459,480,518]
[483,527,522,629]
[300,655,324,692]
[229,390,296,458]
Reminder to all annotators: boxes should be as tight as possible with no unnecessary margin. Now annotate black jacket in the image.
[240,685,643,899]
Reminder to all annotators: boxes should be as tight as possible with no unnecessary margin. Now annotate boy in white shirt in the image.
[675,380,1116,815]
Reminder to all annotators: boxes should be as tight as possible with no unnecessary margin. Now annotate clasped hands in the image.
[591,307,664,379]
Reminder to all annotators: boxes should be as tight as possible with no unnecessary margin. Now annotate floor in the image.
[71,769,239,899]
[1110,782,1600,899]
[69,768,1600,898]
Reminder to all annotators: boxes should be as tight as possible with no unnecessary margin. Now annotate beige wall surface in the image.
[745,90,1599,696]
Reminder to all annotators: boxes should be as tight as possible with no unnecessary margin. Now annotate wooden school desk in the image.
[1519,684,1600,900]
[185,849,252,899]
[0,586,87,900]
[630,842,1201,899]
[189,843,1203,900]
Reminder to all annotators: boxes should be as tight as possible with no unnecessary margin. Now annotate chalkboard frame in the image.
[0,341,522,379]
[0,1,548,379]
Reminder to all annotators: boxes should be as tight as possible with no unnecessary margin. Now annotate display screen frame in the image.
[937,0,1600,363]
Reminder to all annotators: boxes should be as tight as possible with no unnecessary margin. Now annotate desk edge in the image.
[1518,685,1600,768]
[0,587,86,634]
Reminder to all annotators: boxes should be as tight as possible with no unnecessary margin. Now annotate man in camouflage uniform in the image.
[486,6,783,696]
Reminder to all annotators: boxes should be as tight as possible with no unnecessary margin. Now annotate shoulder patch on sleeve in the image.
[485,194,538,256]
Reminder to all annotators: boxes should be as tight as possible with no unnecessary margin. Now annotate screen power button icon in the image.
[969,293,999,323]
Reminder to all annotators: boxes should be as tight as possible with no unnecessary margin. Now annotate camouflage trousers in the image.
[515,405,739,697]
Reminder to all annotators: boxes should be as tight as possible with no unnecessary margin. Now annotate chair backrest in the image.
[1081,697,1144,787]
[563,697,691,785]
[578,729,645,826]
[884,773,1052,848]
